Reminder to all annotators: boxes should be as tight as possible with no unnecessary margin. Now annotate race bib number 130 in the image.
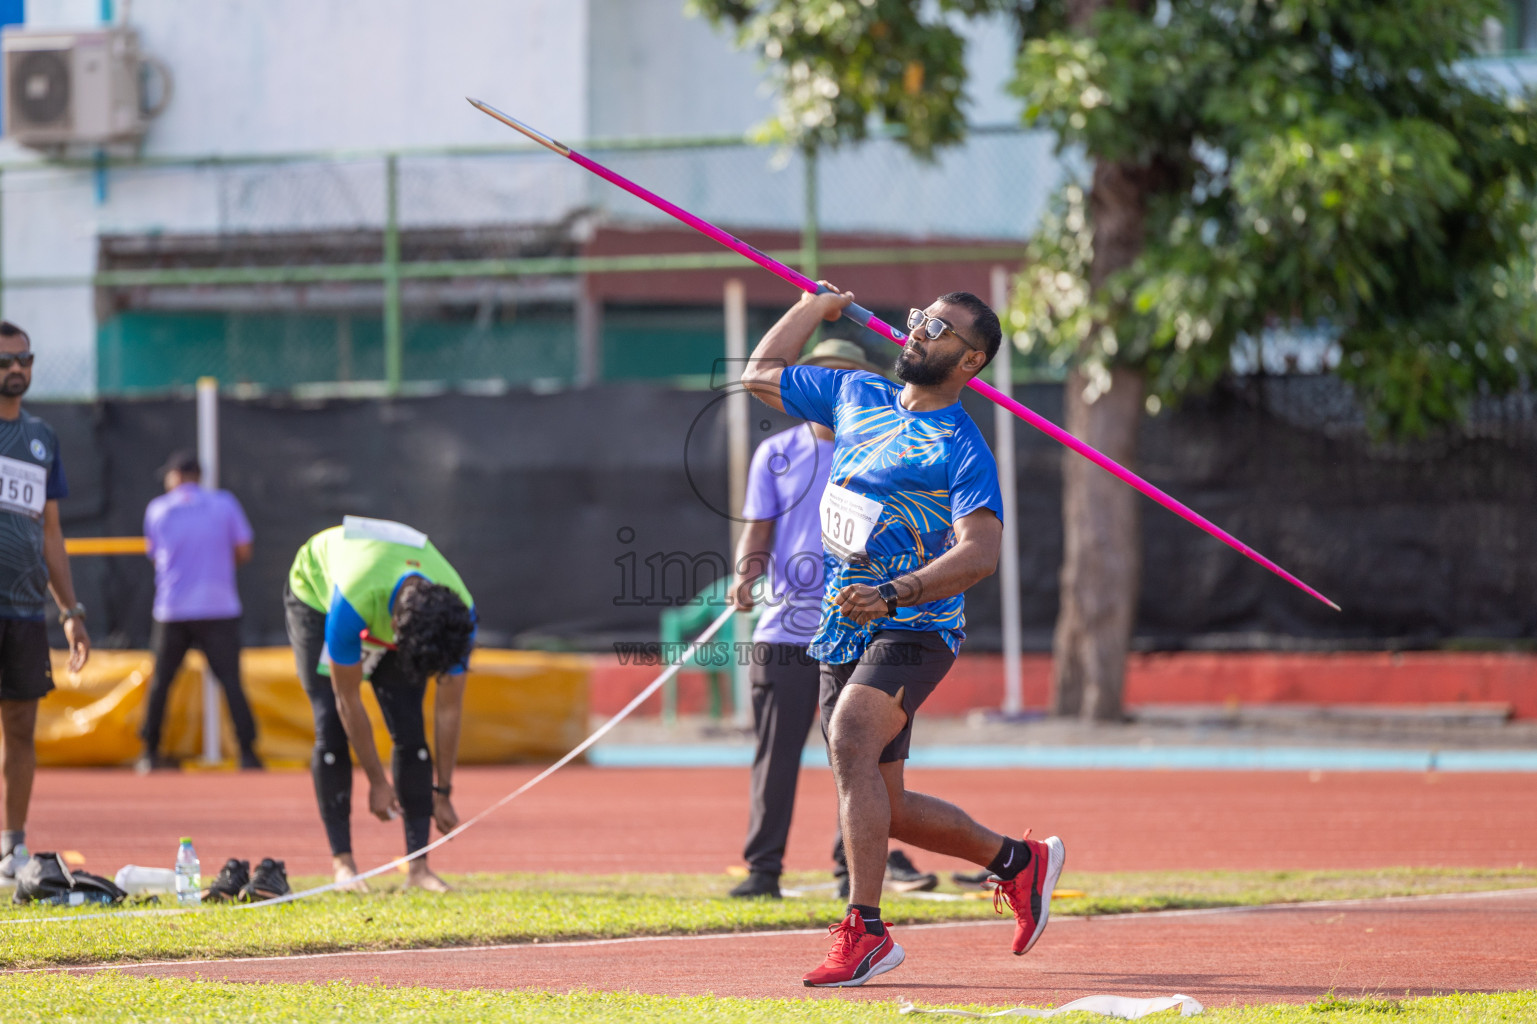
[0,455,46,518]
[819,481,883,564]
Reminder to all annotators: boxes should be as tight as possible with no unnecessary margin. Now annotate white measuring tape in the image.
[4,606,738,927]
[900,995,1204,1019]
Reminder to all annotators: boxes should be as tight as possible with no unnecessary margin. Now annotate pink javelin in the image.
[468,98,1339,611]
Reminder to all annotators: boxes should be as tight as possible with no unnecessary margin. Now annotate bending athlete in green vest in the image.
[284,516,476,892]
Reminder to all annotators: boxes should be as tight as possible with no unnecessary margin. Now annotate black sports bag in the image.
[12,852,127,906]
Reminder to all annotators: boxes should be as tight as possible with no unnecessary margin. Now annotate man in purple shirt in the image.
[138,451,260,772]
[727,340,935,900]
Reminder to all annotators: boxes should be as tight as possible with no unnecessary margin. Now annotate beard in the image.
[0,373,28,398]
[894,343,964,387]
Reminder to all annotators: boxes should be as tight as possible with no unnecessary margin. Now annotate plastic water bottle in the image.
[174,837,201,906]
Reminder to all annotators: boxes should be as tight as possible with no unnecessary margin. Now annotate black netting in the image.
[38,376,1537,654]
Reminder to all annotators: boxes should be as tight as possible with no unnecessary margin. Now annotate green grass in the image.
[1,866,1533,970]
[2,978,1536,1023]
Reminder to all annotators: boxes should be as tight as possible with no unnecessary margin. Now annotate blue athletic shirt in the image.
[778,365,1004,664]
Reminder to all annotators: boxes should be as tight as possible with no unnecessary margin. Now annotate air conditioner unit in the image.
[3,26,146,150]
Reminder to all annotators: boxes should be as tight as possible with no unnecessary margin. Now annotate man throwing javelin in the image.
[741,285,1065,987]
[285,516,476,892]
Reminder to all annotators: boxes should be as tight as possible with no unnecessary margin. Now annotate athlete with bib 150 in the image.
[740,284,1066,987]
[284,517,475,892]
[0,321,90,888]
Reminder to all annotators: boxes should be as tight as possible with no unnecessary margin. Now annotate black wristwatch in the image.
[58,602,86,626]
[433,784,452,797]
[875,581,899,616]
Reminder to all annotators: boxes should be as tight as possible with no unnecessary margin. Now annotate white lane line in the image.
[1084,884,1537,921]
[9,886,1535,977]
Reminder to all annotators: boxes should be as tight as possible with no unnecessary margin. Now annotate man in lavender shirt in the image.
[138,451,260,772]
[727,340,935,899]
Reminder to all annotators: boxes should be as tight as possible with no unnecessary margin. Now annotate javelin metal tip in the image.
[467,98,571,156]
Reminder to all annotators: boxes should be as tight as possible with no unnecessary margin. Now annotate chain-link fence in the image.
[0,125,1059,398]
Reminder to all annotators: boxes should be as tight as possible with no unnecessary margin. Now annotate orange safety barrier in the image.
[34,647,589,767]
[64,537,148,556]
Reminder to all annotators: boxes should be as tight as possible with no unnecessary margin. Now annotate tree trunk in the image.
[1050,157,1149,722]
[1051,365,1145,720]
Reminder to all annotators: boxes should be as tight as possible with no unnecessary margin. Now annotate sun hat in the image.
[156,449,201,477]
[799,338,887,376]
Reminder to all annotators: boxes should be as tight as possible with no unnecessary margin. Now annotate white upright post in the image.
[991,268,1023,716]
[724,279,751,728]
[196,377,222,764]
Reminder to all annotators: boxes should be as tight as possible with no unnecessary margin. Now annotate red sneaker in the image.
[802,911,905,987]
[989,832,1066,955]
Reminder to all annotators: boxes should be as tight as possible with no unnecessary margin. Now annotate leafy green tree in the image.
[690,0,1537,719]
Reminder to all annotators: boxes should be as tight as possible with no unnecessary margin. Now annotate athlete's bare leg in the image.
[0,699,38,833]
[882,760,1005,864]
[825,684,907,908]
[828,683,1009,909]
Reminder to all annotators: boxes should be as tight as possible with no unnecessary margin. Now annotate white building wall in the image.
[6,0,595,395]
[23,0,591,154]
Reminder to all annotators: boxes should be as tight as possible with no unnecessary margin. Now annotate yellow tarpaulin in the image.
[34,648,589,768]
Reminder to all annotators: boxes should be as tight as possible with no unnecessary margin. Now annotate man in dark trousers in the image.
[728,339,938,901]
[741,284,1065,987]
[138,450,260,772]
[0,321,90,885]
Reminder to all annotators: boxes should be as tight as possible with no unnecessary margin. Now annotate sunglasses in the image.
[0,353,34,370]
[906,309,981,352]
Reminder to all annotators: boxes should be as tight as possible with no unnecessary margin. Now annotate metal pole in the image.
[802,146,819,281]
[803,146,820,349]
[575,286,601,386]
[991,267,1023,715]
[383,154,403,396]
[724,278,750,727]
[725,279,749,544]
[196,377,222,763]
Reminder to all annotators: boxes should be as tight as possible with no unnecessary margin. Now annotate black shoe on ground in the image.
[728,871,781,899]
[238,748,264,770]
[951,869,992,888]
[835,873,849,901]
[241,858,290,902]
[885,849,939,892]
[204,858,250,901]
[133,752,180,775]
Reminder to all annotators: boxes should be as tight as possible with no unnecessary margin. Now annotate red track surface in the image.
[64,891,1537,1006]
[21,765,1537,1006]
[26,765,1537,877]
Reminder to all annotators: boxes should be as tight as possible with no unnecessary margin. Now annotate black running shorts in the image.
[0,617,54,701]
[818,630,955,763]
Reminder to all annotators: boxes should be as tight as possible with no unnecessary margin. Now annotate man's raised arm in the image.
[740,282,853,412]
